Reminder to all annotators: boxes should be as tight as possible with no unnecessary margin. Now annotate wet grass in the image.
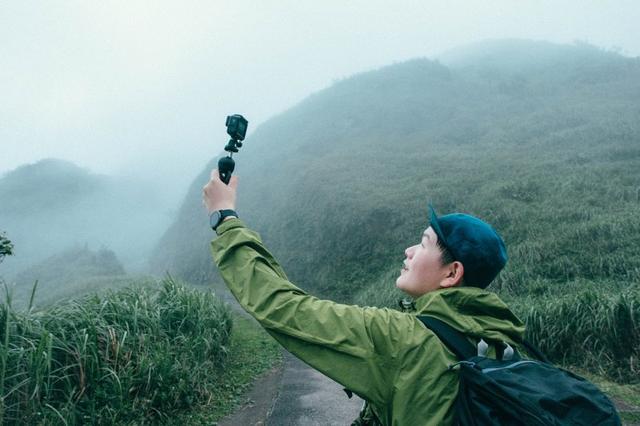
[0,277,238,425]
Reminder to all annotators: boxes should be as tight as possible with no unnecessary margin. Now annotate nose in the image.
[405,245,416,258]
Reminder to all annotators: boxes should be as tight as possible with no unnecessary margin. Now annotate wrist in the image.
[207,205,235,215]
[222,215,237,223]
[210,209,238,231]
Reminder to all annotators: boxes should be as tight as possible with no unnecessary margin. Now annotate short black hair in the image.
[436,238,466,286]
[436,238,456,266]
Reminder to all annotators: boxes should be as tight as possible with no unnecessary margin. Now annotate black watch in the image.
[210,209,238,231]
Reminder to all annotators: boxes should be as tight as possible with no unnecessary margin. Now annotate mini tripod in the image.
[218,114,248,184]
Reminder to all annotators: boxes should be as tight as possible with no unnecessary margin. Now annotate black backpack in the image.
[418,316,621,426]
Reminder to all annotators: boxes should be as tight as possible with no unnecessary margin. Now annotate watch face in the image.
[210,211,221,229]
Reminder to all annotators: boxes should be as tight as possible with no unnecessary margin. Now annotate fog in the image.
[2,0,639,196]
[1,1,640,303]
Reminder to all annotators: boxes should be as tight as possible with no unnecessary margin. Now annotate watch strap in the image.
[211,209,238,231]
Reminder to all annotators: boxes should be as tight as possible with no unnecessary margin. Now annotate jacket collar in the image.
[414,286,525,345]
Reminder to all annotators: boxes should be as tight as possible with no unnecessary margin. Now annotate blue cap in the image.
[428,205,507,289]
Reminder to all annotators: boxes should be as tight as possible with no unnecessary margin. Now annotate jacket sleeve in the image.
[210,218,412,405]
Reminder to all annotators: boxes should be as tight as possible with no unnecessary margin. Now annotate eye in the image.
[420,234,427,248]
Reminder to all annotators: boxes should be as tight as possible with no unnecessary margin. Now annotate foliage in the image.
[0,233,12,264]
[0,277,233,424]
[507,281,640,384]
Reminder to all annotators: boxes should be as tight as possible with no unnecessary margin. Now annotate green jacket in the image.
[211,218,526,426]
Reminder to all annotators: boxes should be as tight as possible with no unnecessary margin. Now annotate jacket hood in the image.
[414,286,525,345]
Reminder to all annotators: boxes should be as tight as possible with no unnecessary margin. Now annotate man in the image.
[203,169,525,425]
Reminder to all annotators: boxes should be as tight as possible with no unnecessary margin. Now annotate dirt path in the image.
[219,351,363,425]
[267,352,364,425]
[213,281,364,425]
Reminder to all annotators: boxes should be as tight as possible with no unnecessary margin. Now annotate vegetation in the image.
[0,233,12,265]
[508,281,639,384]
[0,277,236,424]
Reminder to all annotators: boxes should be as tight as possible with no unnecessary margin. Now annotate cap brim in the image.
[428,204,448,248]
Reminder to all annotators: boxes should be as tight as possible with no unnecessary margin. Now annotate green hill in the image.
[0,158,171,280]
[0,158,103,216]
[7,245,128,308]
[151,40,640,303]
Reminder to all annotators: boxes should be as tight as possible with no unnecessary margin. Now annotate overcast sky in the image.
[2,0,639,198]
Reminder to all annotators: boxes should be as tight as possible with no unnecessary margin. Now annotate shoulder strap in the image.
[418,315,551,364]
[417,315,475,360]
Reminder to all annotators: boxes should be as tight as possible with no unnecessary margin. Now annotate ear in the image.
[439,261,464,288]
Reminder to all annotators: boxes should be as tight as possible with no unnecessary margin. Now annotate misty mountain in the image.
[151,39,640,302]
[0,158,173,282]
[9,245,126,308]
[0,158,103,215]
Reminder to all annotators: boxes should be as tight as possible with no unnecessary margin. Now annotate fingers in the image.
[202,169,238,213]
[209,169,239,186]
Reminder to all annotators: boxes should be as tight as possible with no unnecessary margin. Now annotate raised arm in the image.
[211,218,419,404]
[203,169,425,403]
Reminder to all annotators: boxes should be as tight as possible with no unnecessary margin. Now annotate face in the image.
[396,226,450,298]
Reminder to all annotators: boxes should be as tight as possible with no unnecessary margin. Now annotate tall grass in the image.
[0,277,232,425]
[352,267,406,309]
[508,281,640,384]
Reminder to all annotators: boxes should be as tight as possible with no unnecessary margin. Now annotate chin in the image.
[396,280,410,295]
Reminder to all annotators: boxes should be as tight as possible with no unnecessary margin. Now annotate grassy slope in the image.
[151,40,640,302]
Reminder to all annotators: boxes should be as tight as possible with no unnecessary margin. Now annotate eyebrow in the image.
[423,231,430,239]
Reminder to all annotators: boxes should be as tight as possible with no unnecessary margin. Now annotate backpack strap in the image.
[419,315,552,364]
[417,316,475,360]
